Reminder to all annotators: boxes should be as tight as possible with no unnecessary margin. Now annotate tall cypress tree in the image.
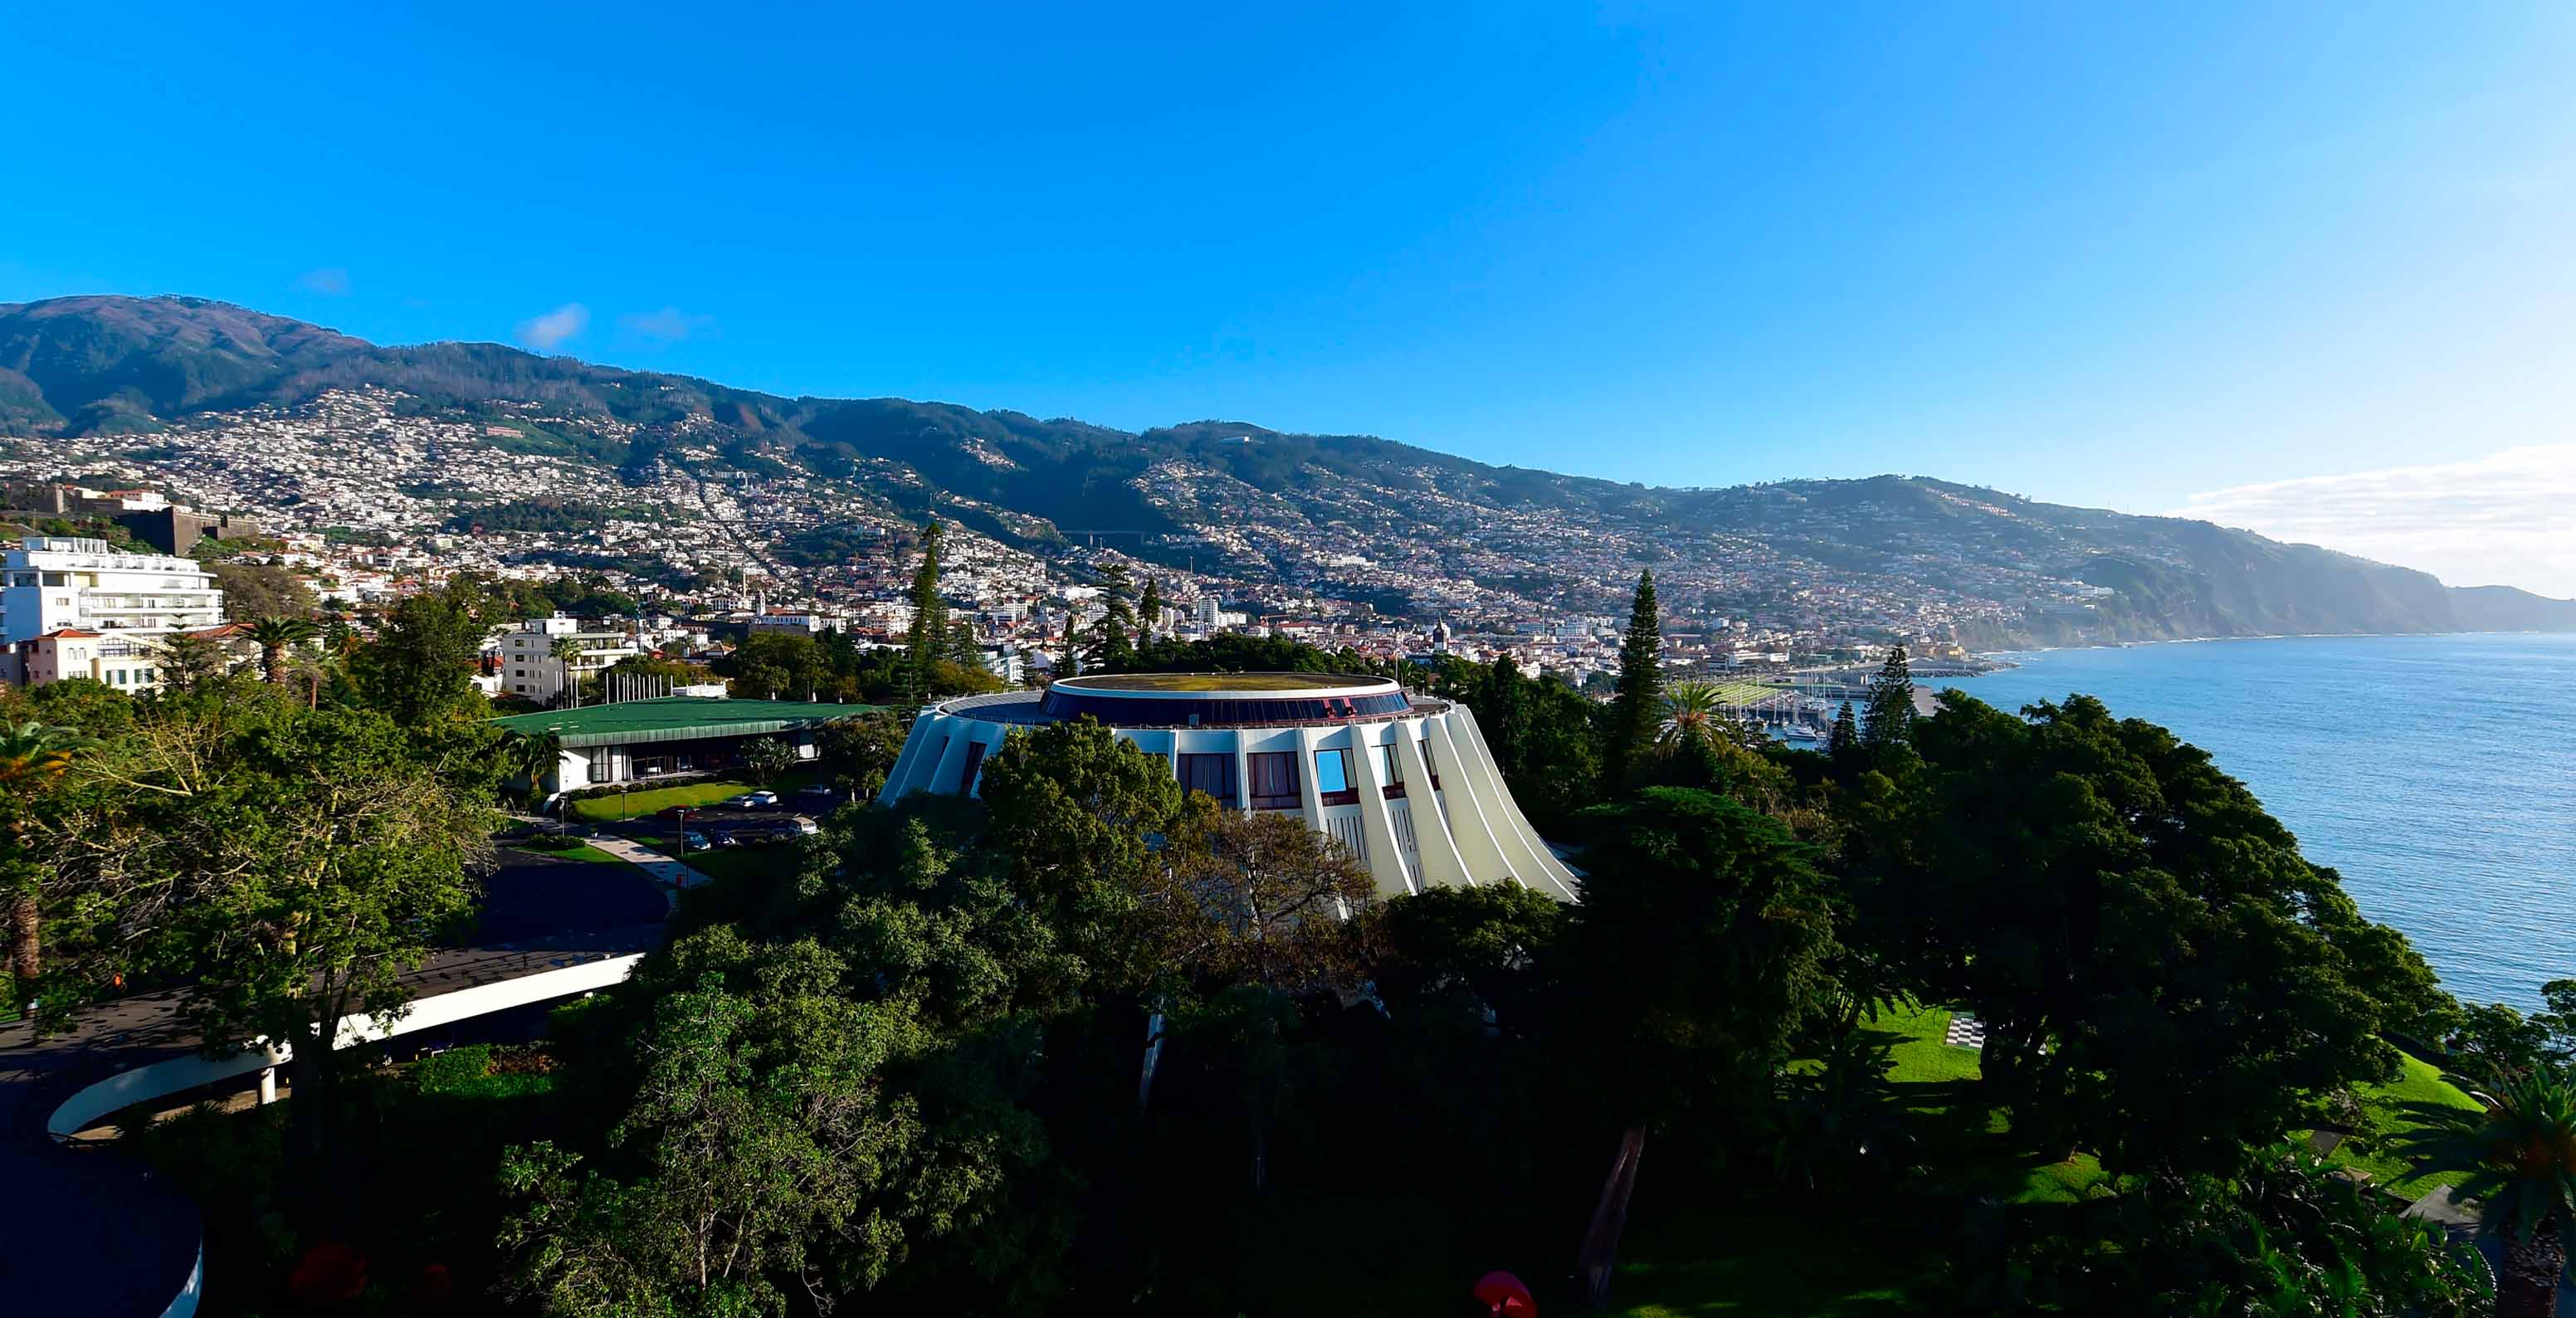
[1138,577,1162,647]
[1861,646,1915,748]
[1828,700,1860,755]
[1094,563,1135,671]
[905,521,948,677]
[1061,609,1083,680]
[1606,569,1663,786]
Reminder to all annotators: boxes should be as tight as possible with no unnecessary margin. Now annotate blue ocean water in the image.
[1939,633,2576,1011]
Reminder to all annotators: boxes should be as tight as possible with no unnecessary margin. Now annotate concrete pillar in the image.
[1292,728,1327,832]
[1446,705,1581,896]
[881,710,940,802]
[257,1067,276,1106]
[1424,715,1517,884]
[926,720,973,798]
[1345,724,1415,896]
[1394,722,1475,889]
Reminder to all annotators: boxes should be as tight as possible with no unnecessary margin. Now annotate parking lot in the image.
[598,783,849,852]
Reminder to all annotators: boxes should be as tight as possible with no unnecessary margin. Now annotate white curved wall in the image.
[47,954,644,1139]
[883,703,1578,900]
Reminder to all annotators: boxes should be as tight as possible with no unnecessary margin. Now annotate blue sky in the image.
[7,3,2574,589]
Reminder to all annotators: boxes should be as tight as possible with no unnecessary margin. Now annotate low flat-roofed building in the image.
[489,696,883,793]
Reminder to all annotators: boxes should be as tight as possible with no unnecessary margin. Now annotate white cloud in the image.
[515,303,590,352]
[618,305,715,344]
[296,267,351,296]
[2169,445,2576,598]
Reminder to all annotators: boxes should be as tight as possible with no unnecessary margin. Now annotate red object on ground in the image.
[412,1262,455,1302]
[285,1241,369,1304]
[1473,1270,1537,1316]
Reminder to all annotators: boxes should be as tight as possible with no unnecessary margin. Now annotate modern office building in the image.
[881,672,1578,900]
[0,535,227,645]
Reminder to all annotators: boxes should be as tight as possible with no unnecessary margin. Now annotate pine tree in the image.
[905,520,949,681]
[1606,569,1663,786]
[1138,577,1163,647]
[1094,563,1135,671]
[1828,700,1860,755]
[944,618,981,669]
[1861,646,1915,749]
[1061,609,1083,680]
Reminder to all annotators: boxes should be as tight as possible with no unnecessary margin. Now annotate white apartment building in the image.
[499,614,644,704]
[0,536,226,645]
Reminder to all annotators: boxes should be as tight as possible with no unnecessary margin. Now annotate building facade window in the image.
[1177,752,1237,805]
[1247,751,1300,810]
[1314,747,1358,806]
[1379,744,1407,798]
[958,740,988,794]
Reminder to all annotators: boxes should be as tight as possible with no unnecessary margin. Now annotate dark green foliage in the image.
[446,497,633,535]
[207,559,317,621]
[1860,644,1913,748]
[1561,788,1840,1128]
[1603,569,1663,786]
[1827,699,1858,754]
[1965,1151,2493,1316]
[1841,692,2426,1175]
[905,520,947,696]
[350,581,493,725]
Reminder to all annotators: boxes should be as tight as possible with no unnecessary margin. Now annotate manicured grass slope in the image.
[2320,1052,2484,1198]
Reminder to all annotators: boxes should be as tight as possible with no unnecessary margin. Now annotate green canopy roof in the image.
[489,697,886,749]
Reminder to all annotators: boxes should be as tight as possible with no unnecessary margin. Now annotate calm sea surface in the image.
[1939,633,2576,1010]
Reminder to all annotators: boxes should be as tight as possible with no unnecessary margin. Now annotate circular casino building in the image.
[881,672,1578,900]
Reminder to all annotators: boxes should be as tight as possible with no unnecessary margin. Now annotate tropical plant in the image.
[2401,1070,2576,1317]
[503,730,565,808]
[247,615,320,687]
[1654,680,1728,756]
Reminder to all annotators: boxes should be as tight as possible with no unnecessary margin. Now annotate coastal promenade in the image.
[0,847,676,1317]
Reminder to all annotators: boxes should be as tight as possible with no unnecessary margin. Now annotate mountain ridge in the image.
[5,293,2570,641]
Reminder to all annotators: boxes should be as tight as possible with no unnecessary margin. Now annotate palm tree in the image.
[501,730,565,809]
[0,721,97,1013]
[549,635,587,709]
[247,615,320,687]
[2404,1071,2576,1316]
[1655,681,1728,755]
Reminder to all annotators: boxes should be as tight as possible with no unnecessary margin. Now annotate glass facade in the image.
[1036,688,1409,728]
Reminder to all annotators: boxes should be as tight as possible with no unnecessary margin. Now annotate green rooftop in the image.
[489,697,885,748]
[1058,671,1381,692]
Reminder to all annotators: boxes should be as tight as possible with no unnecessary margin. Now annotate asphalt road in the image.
[0,847,670,1317]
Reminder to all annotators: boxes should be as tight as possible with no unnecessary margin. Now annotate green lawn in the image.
[1848,1002,2111,1204]
[2319,1051,2484,1198]
[1608,1206,1924,1317]
[514,837,637,866]
[565,769,819,822]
